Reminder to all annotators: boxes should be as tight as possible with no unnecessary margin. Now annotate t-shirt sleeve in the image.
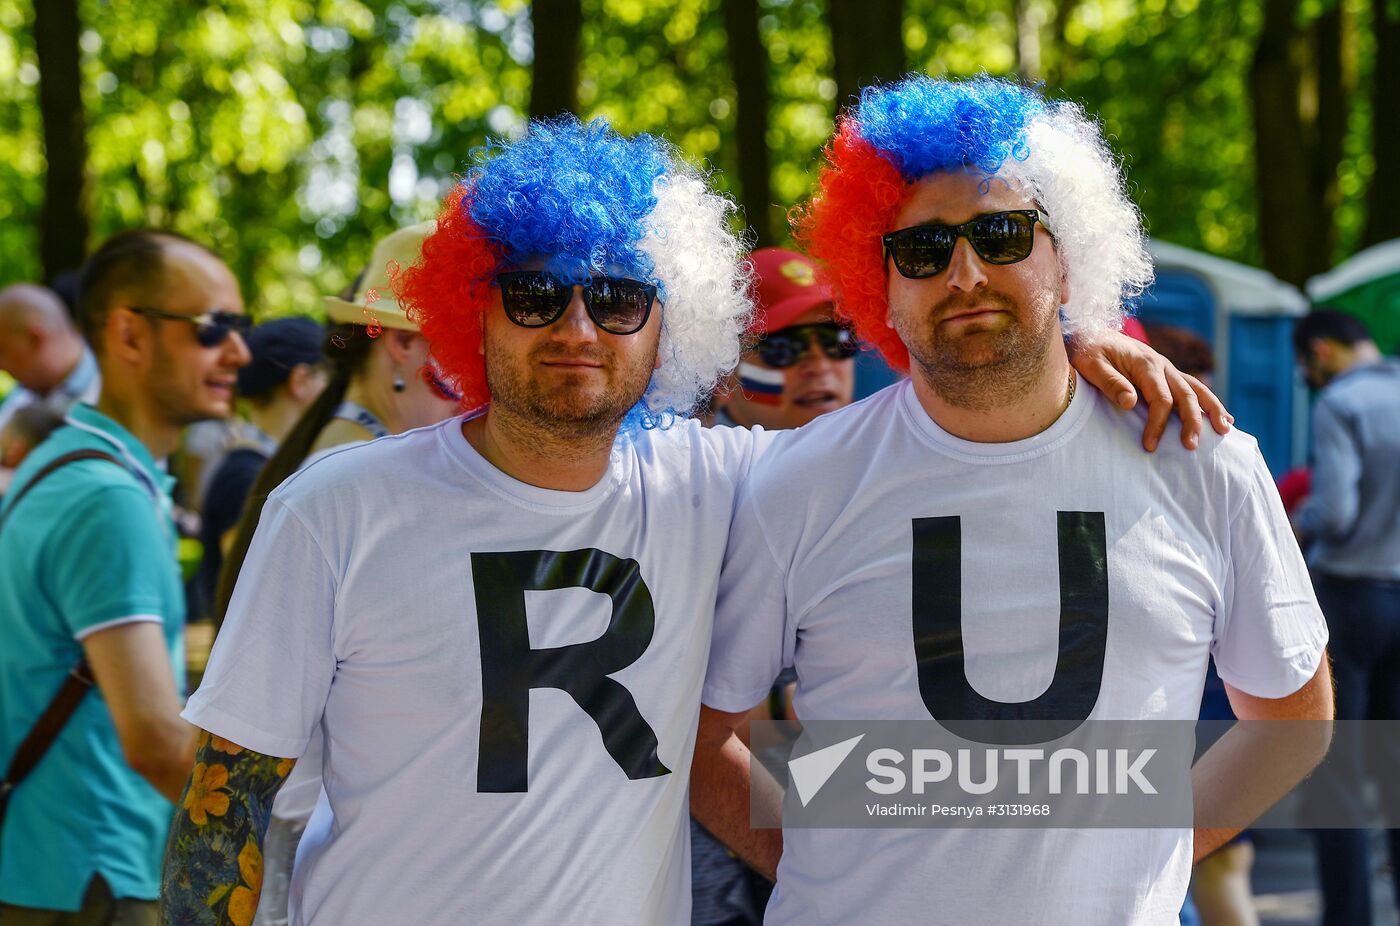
[183,495,338,758]
[696,422,778,487]
[46,484,176,636]
[702,480,792,712]
[1211,441,1329,699]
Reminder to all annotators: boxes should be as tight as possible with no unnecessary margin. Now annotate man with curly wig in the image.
[697,76,1334,924]
[166,115,1233,925]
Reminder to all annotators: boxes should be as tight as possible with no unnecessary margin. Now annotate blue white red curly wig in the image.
[796,75,1153,373]
[397,118,751,429]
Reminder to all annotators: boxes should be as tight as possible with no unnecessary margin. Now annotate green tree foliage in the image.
[905,0,1377,269]
[3,0,531,314]
[0,0,1383,314]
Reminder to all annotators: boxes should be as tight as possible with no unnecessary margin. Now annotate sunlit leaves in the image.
[0,0,1382,306]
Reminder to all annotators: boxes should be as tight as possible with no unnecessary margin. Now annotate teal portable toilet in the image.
[1306,238,1400,354]
[1136,241,1310,476]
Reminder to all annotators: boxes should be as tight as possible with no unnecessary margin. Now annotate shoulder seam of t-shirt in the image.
[1215,433,1287,655]
[697,421,763,489]
[265,496,340,593]
[739,466,800,657]
[274,417,455,493]
[73,613,163,641]
[1220,433,1265,526]
[743,481,790,600]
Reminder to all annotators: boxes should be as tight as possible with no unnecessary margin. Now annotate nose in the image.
[942,237,988,293]
[550,286,601,345]
[224,329,253,367]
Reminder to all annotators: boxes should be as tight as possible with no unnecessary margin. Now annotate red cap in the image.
[747,247,835,335]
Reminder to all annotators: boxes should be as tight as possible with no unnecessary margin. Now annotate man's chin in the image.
[180,394,236,424]
[529,392,637,429]
[928,345,1015,373]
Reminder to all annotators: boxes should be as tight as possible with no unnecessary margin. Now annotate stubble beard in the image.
[484,338,656,448]
[150,337,229,426]
[903,290,1061,412]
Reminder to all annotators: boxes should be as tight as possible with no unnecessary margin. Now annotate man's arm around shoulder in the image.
[691,704,785,882]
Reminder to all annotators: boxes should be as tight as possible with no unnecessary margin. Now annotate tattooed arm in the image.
[160,729,296,926]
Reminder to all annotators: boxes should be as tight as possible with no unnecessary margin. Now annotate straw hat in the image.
[323,221,435,331]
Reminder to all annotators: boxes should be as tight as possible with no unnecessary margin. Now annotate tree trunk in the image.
[33,0,89,281]
[722,0,774,246]
[828,0,906,118]
[1012,0,1042,83]
[1046,0,1084,87]
[1363,0,1400,247]
[529,0,583,118]
[1249,0,1342,286]
[1308,5,1345,264]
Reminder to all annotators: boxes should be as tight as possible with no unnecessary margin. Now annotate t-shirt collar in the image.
[897,372,1094,464]
[441,413,626,511]
[58,346,99,401]
[65,403,175,496]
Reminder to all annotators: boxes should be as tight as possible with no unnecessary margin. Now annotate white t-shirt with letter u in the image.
[703,379,1328,926]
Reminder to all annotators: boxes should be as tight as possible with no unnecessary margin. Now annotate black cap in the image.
[237,317,325,398]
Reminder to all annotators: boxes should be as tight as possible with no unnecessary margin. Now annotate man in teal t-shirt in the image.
[0,231,249,922]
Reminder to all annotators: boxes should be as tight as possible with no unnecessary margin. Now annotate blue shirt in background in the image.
[0,403,184,911]
[1295,358,1400,581]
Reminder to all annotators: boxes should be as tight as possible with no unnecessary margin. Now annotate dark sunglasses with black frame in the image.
[882,209,1046,280]
[495,270,657,336]
[756,322,859,369]
[126,306,254,348]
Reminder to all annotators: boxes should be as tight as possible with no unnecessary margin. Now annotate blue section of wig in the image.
[853,76,1048,180]
[463,118,671,293]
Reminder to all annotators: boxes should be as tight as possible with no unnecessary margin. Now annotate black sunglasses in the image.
[495,271,657,336]
[882,209,1044,280]
[127,306,253,347]
[757,322,859,369]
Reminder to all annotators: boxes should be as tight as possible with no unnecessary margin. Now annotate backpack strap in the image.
[0,449,125,530]
[0,448,126,828]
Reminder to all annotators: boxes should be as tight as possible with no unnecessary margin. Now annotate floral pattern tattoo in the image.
[160,729,296,925]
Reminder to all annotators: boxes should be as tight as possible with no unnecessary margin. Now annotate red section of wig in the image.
[395,188,502,411]
[794,121,913,373]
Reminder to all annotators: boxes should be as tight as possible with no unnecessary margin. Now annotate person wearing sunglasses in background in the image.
[1,230,250,924]
[709,247,857,433]
[163,118,1225,926]
[696,76,1334,925]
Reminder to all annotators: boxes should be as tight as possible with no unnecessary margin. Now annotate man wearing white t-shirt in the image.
[696,77,1334,925]
[161,117,1229,926]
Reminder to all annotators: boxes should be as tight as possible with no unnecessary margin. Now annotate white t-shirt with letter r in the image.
[185,416,766,925]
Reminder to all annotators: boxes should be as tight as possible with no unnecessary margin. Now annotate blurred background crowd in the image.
[0,1,1398,924]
